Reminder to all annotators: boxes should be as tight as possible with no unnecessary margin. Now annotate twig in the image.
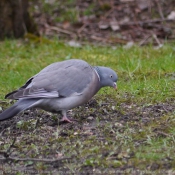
[45,24,77,38]
[155,0,165,20]
[91,35,108,43]
[0,137,71,164]
[155,131,170,137]
[152,33,162,46]
[139,35,151,46]
[104,8,114,18]
[0,156,71,163]
[120,18,174,26]
[77,23,88,34]
[91,35,127,44]
[162,106,169,113]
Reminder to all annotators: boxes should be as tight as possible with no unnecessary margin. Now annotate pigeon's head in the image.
[94,66,118,89]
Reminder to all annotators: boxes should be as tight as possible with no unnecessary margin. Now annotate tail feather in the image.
[0,104,22,121]
[0,99,39,121]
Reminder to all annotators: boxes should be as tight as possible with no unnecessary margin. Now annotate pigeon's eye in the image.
[110,75,113,78]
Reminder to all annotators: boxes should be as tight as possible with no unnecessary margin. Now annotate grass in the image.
[0,40,174,101]
[0,39,175,174]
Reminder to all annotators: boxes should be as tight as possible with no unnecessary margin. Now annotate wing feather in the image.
[6,59,94,99]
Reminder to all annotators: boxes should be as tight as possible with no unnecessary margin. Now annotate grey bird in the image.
[0,59,118,122]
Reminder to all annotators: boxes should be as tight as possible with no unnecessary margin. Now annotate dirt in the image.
[1,1,175,173]
[0,96,175,174]
[1,98,173,133]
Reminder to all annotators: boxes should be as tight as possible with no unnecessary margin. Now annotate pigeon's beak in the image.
[113,82,117,90]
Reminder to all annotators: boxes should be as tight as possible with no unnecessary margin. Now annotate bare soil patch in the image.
[0,96,175,173]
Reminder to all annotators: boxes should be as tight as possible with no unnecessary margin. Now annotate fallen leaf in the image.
[123,41,134,49]
[67,40,82,48]
[167,11,175,20]
[110,21,120,31]
[119,17,130,25]
[98,21,109,30]
[137,0,151,10]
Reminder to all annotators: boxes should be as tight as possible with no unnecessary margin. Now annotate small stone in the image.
[110,21,120,31]
[87,116,94,120]
[114,122,123,127]
[74,132,78,135]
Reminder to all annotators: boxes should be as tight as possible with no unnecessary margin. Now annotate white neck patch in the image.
[94,69,100,81]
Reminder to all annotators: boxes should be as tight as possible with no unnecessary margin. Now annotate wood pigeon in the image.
[0,59,118,122]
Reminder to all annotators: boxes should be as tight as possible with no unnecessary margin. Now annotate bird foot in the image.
[60,116,74,123]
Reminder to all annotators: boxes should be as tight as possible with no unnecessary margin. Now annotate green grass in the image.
[0,39,175,173]
[0,40,174,101]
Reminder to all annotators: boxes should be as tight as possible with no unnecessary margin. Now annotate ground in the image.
[1,97,175,174]
[0,41,175,174]
[29,0,175,46]
[1,0,175,173]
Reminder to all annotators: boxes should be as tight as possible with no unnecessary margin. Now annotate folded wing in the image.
[6,59,94,99]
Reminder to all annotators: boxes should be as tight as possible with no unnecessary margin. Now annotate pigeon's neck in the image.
[94,66,108,88]
[93,66,111,88]
[93,66,101,82]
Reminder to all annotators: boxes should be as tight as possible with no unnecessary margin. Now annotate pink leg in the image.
[60,115,73,123]
[60,110,74,123]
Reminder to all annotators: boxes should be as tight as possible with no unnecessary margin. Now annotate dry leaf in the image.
[110,21,120,31]
[98,21,109,30]
[68,40,82,48]
[167,11,175,20]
